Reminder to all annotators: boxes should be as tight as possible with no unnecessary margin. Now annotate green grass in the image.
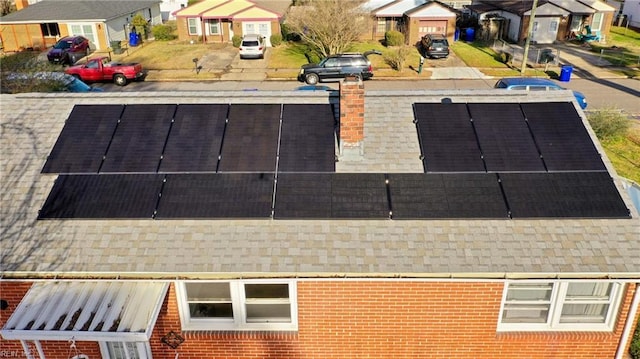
[450,41,507,68]
[587,26,640,70]
[601,125,640,183]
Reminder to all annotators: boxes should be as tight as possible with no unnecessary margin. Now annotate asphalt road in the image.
[95,78,640,115]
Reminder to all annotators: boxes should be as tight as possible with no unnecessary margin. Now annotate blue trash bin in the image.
[465,27,475,42]
[559,65,573,82]
[129,32,139,47]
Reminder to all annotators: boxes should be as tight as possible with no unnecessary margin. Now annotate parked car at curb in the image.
[494,77,587,109]
[47,36,90,65]
[298,50,382,85]
[239,34,266,59]
[65,57,145,86]
[4,72,103,93]
[421,34,449,59]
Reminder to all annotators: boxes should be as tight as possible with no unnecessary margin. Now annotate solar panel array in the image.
[42,104,336,174]
[38,102,630,220]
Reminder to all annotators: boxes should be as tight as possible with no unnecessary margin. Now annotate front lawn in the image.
[450,41,506,68]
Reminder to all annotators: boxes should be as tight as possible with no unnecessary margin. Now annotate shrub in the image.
[385,30,405,47]
[232,35,242,48]
[587,107,631,140]
[270,34,283,47]
[383,46,412,71]
[131,14,148,39]
[281,23,300,41]
[631,320,640,359]
[152,22,177,41]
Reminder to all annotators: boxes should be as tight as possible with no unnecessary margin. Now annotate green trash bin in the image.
[110,41,123,54]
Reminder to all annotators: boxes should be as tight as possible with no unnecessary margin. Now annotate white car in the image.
[239,34,266,59]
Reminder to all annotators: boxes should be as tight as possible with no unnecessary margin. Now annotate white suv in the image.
[239,34,266,59]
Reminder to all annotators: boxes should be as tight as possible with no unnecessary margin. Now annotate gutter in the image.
[2,271,640,281]
[616,283,640,359]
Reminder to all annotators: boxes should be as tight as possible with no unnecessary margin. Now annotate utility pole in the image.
[521,0,539,75]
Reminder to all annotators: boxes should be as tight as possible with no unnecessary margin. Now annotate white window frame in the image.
[497,281,623,332]
[176,280,298,331]
[208,19,221,35]
[187,18,199,35]
[99,341,151,359]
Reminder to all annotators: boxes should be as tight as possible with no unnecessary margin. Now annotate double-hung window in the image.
[177,280,297,331]
[187,18,198,35]
[208,20,220,35]
[498,281,623,331]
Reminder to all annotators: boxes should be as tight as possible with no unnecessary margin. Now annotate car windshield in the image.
[242,41,259,46]
[54,41,72,49]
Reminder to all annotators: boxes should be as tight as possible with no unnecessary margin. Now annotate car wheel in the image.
[305,73,319,85]
[113,74,127,86]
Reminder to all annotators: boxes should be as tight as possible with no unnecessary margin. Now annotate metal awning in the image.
[1,281,168,342]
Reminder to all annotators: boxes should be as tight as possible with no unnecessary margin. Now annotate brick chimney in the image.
[339,75,365,159]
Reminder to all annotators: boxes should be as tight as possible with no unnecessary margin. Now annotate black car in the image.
[47,36,90,64]
[421,34,449,59]
[298,50,381,85]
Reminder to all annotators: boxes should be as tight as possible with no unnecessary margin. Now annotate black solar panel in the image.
[273,173,333,218]
[469,103,545,172]
[521,102,606,172]
[101,104,176,173]
[331,173,389,218]
[278,104,336,172]
[42,105,123,173]
[501,172,630,218]
[156,173,274,218]
[388,173,508,219]
[414,103,484,172]
[159,104,228,172]
[219,104,281,172]
[38,174,163,219]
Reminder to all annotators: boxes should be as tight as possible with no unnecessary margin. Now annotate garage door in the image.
[243,22,271,46]
[418,20,447,38]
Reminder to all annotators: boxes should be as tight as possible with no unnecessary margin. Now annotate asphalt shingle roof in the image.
[1,90,639,279]
[0,0,161,23]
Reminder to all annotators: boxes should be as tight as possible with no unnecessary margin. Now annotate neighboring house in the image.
[1,82,639,358]
[13,0,183,21]
[622,0,640,28]
[0,0,162,52]
[172,0,288,46]
[366,0,458,44]
[467,0,616,44]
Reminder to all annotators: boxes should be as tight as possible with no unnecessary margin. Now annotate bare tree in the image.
[285,0,370,58]
[1,0,14,16]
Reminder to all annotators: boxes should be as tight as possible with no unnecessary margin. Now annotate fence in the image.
[598,49,640,67]
[491,39,560,68]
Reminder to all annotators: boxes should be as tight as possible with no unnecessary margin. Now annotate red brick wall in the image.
[2,280,637,359]
[339,78,365,145]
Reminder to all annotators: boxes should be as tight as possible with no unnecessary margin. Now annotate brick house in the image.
[363,0,459,44]
[1,84,639,358]
[0,0,162,52]
[172,0,288,46]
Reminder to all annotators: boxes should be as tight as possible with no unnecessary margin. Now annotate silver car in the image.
[239,34,266,59]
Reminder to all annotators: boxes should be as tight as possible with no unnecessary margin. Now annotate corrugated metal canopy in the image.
[1,281,168,342]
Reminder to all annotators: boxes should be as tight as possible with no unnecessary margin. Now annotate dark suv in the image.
[298,50,381,85]
[47,36,90,64]
[421,34,449,59]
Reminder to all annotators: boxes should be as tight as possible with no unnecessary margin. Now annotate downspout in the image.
[616,283,640,359]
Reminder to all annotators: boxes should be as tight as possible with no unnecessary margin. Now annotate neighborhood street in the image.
[93,77,640,116]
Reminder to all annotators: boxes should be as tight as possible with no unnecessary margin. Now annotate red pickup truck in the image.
[65,57,145,86]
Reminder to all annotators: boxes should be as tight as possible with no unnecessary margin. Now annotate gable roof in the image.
[1,90,639,280]
[174,0,287,18]
[375,0,429,17]
[405,1,458,17]
[0,0,160,23]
